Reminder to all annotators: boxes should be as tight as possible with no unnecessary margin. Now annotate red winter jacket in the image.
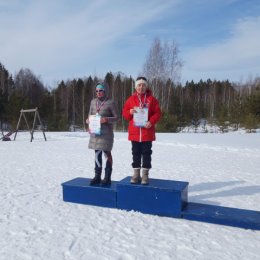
[122,89,161,142]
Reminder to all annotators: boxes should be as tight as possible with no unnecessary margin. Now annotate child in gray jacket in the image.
[86,82,118,185]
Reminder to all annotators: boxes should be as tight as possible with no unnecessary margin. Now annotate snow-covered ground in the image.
[1,131,259,260]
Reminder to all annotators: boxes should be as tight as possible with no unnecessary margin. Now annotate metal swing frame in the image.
[14,107,47,142]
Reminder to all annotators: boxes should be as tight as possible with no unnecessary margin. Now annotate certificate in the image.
[88,114,101,135]
[133,107,148,127]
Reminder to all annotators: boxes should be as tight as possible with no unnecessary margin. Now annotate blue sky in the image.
[1,0,260,87]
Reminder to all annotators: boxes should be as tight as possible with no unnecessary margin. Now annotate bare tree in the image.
[142,38,182,112]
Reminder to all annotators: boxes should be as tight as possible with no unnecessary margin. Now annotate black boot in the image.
[101,169,112,186]
[90,172,101,185]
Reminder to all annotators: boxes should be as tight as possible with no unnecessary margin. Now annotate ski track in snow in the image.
[0,132,259,260]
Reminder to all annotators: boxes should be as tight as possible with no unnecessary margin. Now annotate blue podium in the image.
[117,176,188,217]
[61,176,188,217]
[61,177,260,230]
[62,177,118,208]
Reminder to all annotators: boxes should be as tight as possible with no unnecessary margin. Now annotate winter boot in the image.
[130,168,141,184]
[101,169,112,186]
[90,172,101,185]
[141,168,149,185]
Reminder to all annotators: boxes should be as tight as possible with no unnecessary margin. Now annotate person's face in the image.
[136,83,147,94]
[96,88,105,98]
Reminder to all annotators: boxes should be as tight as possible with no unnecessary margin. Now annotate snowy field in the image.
[1,131,260,260]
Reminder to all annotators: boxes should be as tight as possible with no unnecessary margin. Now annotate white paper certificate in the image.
[133,107,148,127]
[88,114,101,135]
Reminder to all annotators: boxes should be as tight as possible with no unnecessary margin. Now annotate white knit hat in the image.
[135,76,148,88]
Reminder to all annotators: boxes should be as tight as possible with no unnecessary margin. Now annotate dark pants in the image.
[131,141,152,169]
[95,150,112,174]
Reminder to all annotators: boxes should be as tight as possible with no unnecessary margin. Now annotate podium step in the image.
[62,177,117,208]
[117,176,188,217]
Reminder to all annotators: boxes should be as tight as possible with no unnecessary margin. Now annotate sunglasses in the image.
[96,89,104,93]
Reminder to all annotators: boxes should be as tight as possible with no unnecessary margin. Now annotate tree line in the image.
[0,39,259,133]
[1,62,259,133]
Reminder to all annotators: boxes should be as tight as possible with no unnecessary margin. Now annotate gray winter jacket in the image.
[88,97,118,151]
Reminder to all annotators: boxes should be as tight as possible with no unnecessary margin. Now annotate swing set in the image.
[13,107,47,142]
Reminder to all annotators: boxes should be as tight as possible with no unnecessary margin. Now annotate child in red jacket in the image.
[122,76,161,184]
